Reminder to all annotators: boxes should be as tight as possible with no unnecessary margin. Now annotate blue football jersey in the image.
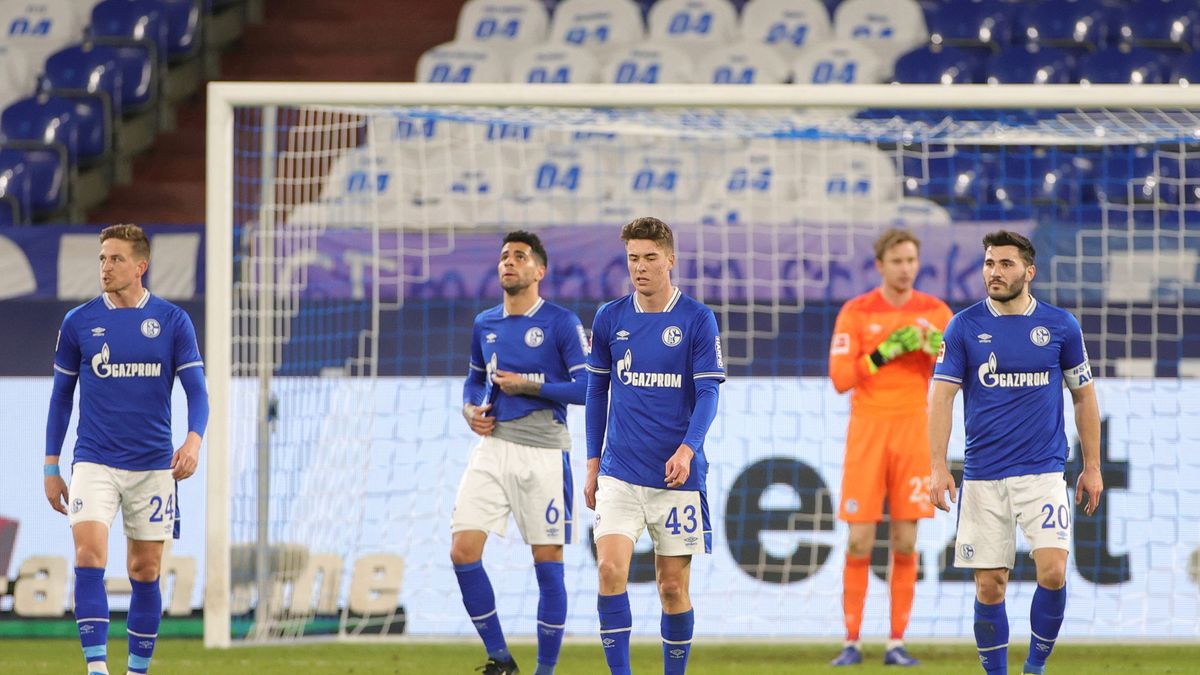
[53,291,204,471]
[586,289,726,491]
[933,296,1092,480]
[466,298,589,425]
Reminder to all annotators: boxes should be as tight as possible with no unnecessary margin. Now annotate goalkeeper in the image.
[827,228,952,667]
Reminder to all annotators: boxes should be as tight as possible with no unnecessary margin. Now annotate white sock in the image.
[844,640,860,649]
[86,663,109,675]
[886,639,905,651]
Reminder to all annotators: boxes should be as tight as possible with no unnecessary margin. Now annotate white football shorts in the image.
[451,436,575,545]
[68,461,176,541]
[954,472,1072,569]
[593,476,711,556]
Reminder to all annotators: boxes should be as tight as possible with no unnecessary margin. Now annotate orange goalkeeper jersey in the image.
[829,288,952,417]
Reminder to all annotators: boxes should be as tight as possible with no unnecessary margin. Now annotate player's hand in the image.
[1075,465,1103,516]
[878,325,923,362]
[584,458,600,510]
[44,471,68,515]
[929,464,957,513]
[664,444,694,489]
[493,370,539,396]
[462,403,495,436]
[172,432,202,480]
[922,328,944,356]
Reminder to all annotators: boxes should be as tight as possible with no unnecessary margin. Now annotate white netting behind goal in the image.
[213,100,1200,643]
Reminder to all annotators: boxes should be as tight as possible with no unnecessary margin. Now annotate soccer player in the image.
[453,231,589,675]
[929,230,1103,675]
[44,224,208,675]
[584,217,725,675]
[828,228,952,667]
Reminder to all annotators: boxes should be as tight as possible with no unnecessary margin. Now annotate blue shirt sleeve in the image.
[692,309,726,383]
[463,317,486,406]
[172,309,204,373]
[179,366,209,436]
[45,369,77,457]
[933,313,966,385]
[682,377,719,451]
[585,305,611,460]
[539,310,589,405]
[1060,312,1093,389]
[53,312,81,376]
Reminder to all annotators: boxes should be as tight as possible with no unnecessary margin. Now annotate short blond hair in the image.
[620,216,674,253]
[873,228,920,261]
[100,224,150,261]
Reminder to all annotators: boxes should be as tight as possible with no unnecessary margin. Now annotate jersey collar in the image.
[102,289,150,310]
[502,296,544,318]
[633,286,681,313]
[985,295,1037,317]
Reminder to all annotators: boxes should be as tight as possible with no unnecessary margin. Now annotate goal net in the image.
[204,85,1200,646]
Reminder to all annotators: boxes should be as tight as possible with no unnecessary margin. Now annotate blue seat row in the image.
[894,43,1200,84]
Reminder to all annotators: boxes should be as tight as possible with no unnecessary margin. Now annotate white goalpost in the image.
[205,83,1200,648]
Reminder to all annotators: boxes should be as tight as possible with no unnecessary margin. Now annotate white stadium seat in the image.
[833,0,927,75]
[0,42,35,110]
[602,42,695,83]
[696,40,790,84]
[647,0,739,62]
[791,39,886,84]
[740,0,832,61]
[416,41,507,83]
[0,0,89,64]
[549,0,644,61]
[794,141,899,202]
[509,44,600,83]
[455,0,549,58]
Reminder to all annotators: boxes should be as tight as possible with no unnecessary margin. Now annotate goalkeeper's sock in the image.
[74,567,109,674]
[597,592,632,675]
[126,577,161,674]
[974,599,1010,675]
[661,608,694,675]
[534,561,566,675]
[842,554,870,642]
[889,551,918,640]
[1026,584,1066,670]
[454,561,510,661]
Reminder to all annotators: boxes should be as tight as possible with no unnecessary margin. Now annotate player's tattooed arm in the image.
[492,369,541,396]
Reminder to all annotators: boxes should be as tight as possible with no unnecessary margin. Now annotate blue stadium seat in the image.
[1170,51,1200,84]
[901,145,989,208]
[986,148,1080,208]
[1077,46,1169,84]
[156,0,203,61]
[1115,0,1200,52]
[1079,146,1162,204]
[892,45,980,84]
[0,148,31,225]
[90,0,169,60]
[0,143,68,220]
[986,45,1074,84]
[43,43,124,116]
[1020,0,1110,54]
[926,0,1017,56]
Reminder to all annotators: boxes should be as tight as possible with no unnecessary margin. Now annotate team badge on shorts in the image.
[141,318,161,338]
[71,498,84,514]
[525,327,544,347]
[959,544,975,560]
[845,499,858,514]
[662,326,682,347]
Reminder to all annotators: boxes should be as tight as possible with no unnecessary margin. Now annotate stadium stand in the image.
[509,44,602,83]
[740,0,833,60]
[548,0,645,60]
[647,0,741,61]
[603,42,696,83]
[455,0,550,58]
[696,40,790,83]
[791,38,884,83]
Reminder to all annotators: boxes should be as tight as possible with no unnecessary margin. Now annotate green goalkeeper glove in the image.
[864,325,923,374]
[923,328,944,356]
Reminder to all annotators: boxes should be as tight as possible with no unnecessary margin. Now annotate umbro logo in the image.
[485,333,497,343]
[615,330,630,341]
[91,327,106,337]
[977,333,992,343]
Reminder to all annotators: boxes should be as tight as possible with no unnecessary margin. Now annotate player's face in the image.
[497,241,544,295]
[626,238,675,296]
[983,245,1035,302]
[99,238,146,294]
[876,241,919,293]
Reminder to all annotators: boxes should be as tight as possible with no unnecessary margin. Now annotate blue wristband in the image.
[43,464,61,477]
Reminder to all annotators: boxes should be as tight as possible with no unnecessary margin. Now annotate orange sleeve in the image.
[829,302,872,394]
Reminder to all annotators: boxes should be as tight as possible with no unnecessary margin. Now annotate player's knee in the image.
[656,577,688,606]
[975,574,1007,604]
[1037,563,1067,590]
[596,558,628,588]
[449,544,481,567]
[890,538,917,556]
[74,545,105,569]
[128,557,160,582]
[846,535,873,558]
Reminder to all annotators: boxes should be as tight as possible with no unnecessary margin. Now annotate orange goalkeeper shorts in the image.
[838,412,935,523]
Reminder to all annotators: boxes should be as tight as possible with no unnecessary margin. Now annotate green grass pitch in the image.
[7,639,1200,674]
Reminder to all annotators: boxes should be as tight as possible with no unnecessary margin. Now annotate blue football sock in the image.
[661,608,694,674]
[454,561,510,661]
[1027,584,1066,669]
[126,577,162,674]
[598,592,632,675]
[534,561,566,675]
[974,599,1009,675]
[74,567,109,672]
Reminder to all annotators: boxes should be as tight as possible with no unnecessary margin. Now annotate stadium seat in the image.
[796,141,899,202]
[0,0,89,64]
[647,0,740,62]
[791,39,885,83]
[1170,51,1200,84]
[893,45,980,84]
[602,43,696,83]
[90,0,168,60]
[985,45,1074,84]
[43,43,124,116]
[416,41,508,83]
[155,0,203,61]
[1079,145,1162,204]
[740,0,833,61]
[0,148,31,224]
[508,45,600,82]
[833,0,928,74]
[901,145,989,207]
[1117,0,1200,52]
[986,148,1080,208]
[1077,46,1169,84]
[697,41,790,83]
[0,42,36,111]
[926,0,1016,56]
[548,0,644,60]
[1020,0,1110,54]
[0,143,68,220]
[456,0,550,58]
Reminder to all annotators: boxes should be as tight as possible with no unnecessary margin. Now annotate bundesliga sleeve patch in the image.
[830,333,850,356]
[1065,361,1093,389]
[936,339,946,363]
